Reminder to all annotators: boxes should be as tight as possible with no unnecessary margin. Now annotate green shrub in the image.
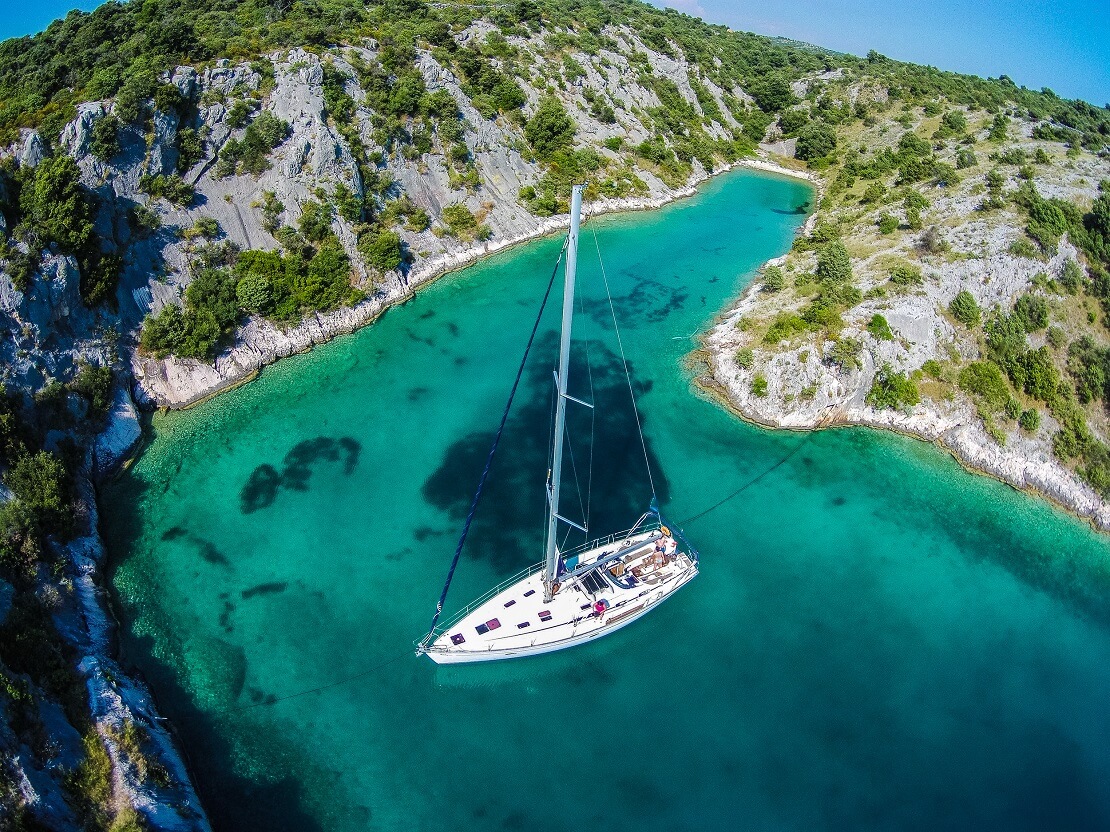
[24,155,94,255]
[751,375,768,397]
[138,174,194,206]
[761,265,785,292]
[442,203,484,240]
[1067,335,1109,404]
[747,75,796,113]
[816,239,851,285]
[1013,294,1049,332]
[361,231,403,273]
[988,114,1009,142]
[1009,237,1039,259]
[0,594,82,715]
[877,214,898,234]
[889,263,923,286]
[934,109,967,138]
[453,47,526,117]
[1059,258,1086,294]
[802,294,847,329]
[81,254,122,307]
[90,115,120,160]
[763,313,810,343]
[235,273,270,314]
[949,290,981,326]
[778,107,809,137]
[795,122,836,161]
[861,182,886,204]
[176,126,204,172]
[131,203,160,233]
[216,111,289,177]
[70,362,113,420]
[525,96,575,160]
[1019,409,1040,432]
[867,313,894,340]
[190,217,221,239]
[66,732,112,828]
[866,363,920,409]
[1,449,72,553]
[332,182,363,223]
[259,191,284,234]
[1007,346,1060,402]
[297,200,334,243]
[734,347,754,369]
[922,359,944,379]
[955,148,977,169]
[827,337,862,371]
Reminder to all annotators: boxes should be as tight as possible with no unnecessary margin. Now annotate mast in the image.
[544,184,584,599]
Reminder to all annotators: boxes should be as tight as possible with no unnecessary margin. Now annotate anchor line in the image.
[676,432,815,527]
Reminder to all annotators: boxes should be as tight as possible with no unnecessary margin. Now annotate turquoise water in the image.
[103,170,1110,831]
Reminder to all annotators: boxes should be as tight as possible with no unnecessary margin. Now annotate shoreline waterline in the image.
[133,158,817,409]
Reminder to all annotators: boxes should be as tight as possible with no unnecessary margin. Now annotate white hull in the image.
[420,527,697,664]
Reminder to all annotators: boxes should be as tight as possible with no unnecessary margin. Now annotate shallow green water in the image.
[103,170,1110,831]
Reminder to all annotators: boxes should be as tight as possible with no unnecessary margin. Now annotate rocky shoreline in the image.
[132,161,769,409]
[701,157,1110,532]
[698,357,1110,531]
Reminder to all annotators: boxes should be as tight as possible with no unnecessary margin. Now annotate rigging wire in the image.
[424,245,566,642]
[590,225,657,500]
[557,282,598,541]
[563,419,588,535]
[579,284,597,537]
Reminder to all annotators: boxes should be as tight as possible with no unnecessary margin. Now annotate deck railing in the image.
[418,518,662,651]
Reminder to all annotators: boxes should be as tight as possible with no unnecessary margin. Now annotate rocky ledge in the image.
[703,154,1110,531]
[132,170,724,408]
[702,343,1110,529]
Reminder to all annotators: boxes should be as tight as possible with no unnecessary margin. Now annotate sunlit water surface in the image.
[103,171,1110,831]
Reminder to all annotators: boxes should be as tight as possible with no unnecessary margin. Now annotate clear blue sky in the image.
[655,0,1110,105]
[3,1,1108,105]
[0,1,103,41]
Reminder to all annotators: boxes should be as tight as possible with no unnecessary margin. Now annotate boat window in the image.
[517,621,530,629]
[523,589,536,597]
[580,570,609,594]
[475,624,489,635]
[503,599,516,608]
[485,618,501,630]
[538,610,552,622]
[451,633,465,645]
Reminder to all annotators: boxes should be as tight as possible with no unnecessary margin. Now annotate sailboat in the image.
[417,184,699,664]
